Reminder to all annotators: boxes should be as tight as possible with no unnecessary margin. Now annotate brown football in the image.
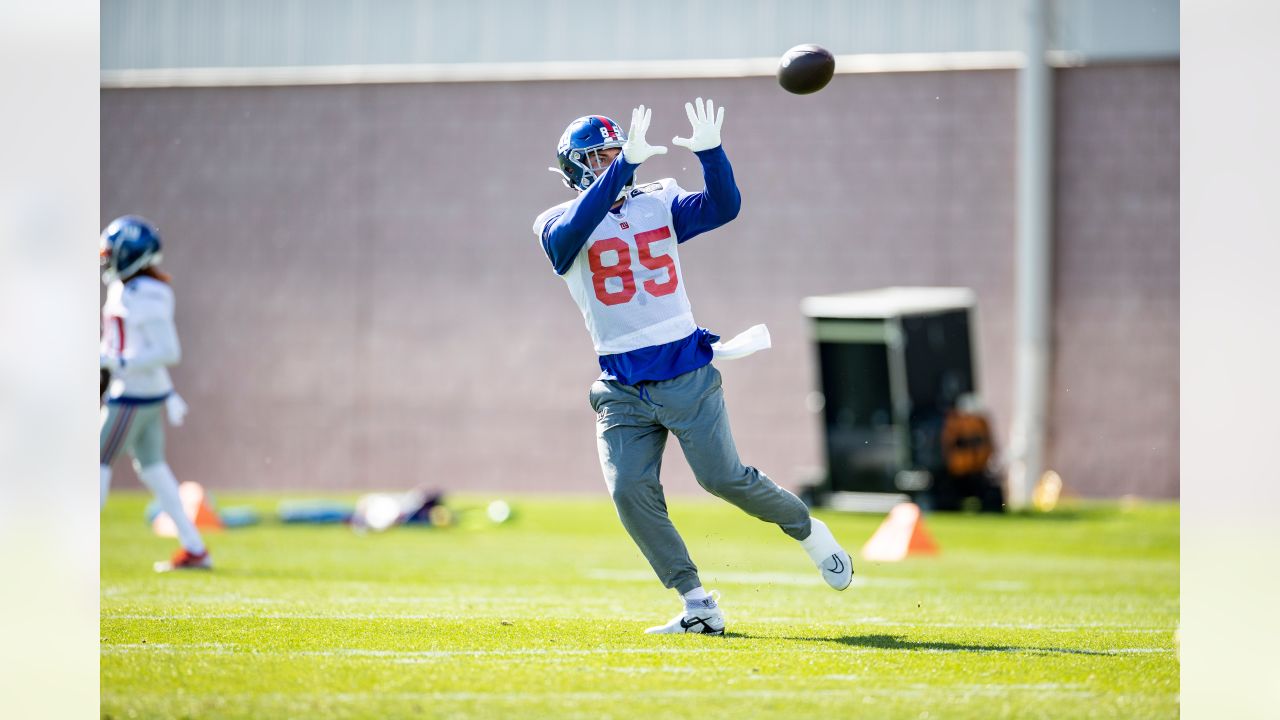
[777,44,835,95]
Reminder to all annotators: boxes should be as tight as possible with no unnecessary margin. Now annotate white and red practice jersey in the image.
[100,275,180,399]
[534,179,697,355]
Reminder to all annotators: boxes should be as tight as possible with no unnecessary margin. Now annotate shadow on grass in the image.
[724,632,1114,656]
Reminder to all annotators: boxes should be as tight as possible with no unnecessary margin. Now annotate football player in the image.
[99,215,211,572]
[533,100,853,635]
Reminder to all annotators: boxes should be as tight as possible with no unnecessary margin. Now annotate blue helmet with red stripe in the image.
[100,215,162,284]
[552,115,630,193]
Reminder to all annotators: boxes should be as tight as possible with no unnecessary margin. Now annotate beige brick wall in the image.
[1050,63,1180,497]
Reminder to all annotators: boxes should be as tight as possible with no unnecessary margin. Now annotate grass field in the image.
[101,492,1179,719]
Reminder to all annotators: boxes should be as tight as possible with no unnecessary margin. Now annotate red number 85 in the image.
[587,227,678,306]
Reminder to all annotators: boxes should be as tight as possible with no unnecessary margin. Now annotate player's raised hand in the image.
[621,105,667,164]
[672,97,724,153]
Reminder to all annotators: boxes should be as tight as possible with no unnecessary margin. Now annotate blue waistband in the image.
[598,328,720,386]
[106,392,171,405]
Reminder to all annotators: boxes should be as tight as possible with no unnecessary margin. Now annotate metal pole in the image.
[1008,0,1053,510]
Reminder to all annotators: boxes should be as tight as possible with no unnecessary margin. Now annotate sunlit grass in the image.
[102,493,1178,719]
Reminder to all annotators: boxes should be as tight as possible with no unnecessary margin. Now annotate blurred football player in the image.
[99,215,210,572]
[533,100,853,635]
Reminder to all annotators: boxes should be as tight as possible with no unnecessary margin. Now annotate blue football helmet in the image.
[551,115,631,194]
[100,215,162,284]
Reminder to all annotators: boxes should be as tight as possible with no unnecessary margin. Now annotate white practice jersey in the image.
[534,179,696,355]
[101,275,180,399]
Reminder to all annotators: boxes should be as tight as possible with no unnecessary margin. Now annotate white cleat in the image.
[818,549,854,591]
[801,518,854,591]
[645,595,726,635]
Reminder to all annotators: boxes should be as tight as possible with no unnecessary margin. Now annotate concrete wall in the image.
[101,62,1178,498]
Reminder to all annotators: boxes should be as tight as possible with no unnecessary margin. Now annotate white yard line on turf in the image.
[102,644,1175,658]
[847,619,1178,632]
[101,611,1177,633]
[584,568,924,587]
[101,686,1116,704]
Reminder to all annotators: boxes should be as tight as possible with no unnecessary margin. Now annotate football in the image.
[777,44,836,95]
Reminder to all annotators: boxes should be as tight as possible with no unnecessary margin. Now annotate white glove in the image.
[620,105,667,164]
[672,97,724,153]
[166,392,189,426]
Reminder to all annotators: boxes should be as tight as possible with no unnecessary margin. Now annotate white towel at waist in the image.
[711,324,771,360]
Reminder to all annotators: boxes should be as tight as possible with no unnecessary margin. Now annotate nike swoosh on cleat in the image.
[824,554,846,574]
[679,616,719,633]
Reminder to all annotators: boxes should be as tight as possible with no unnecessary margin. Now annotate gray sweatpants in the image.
[100,400,166,470]
[589,363,812,595]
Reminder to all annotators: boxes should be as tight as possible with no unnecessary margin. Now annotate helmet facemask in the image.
[100,238,161,284]
[576,146,633,200]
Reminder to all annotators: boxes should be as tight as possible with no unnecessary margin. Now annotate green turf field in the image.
[101,492,1179,719]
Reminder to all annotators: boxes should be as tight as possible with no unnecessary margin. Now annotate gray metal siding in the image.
[102,0,1178,70]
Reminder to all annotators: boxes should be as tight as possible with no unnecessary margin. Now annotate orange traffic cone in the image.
[860,502,939,562]
[152,481,224,537]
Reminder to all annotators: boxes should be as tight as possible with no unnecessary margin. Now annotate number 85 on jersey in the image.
[587,226,679,306]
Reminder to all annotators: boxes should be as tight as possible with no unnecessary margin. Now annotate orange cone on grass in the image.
[151,481,224,537]
[860,502,939,562]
